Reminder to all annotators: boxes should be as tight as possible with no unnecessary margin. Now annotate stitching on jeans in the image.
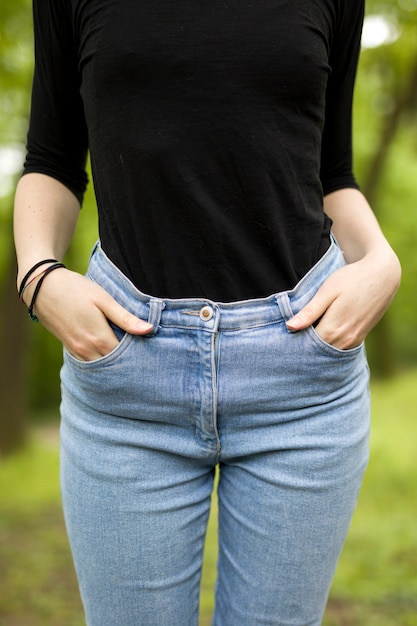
[159,319,283,331]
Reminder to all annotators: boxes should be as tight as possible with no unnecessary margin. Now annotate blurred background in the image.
[1,0,416,624]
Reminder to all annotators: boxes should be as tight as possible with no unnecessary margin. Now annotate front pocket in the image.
[63,330,134,369]
[305,324,364,358]
[282,292,364,359]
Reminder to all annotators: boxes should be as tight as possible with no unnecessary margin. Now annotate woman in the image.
[15,1,400,624]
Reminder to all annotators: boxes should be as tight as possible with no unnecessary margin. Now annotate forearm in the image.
[14,172,152,358]
[14,173,81,285]
[287,188,401,348]
[324,187,400,271]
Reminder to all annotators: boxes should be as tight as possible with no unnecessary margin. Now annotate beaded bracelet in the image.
[27,262,66,322]
[18,258,58,299]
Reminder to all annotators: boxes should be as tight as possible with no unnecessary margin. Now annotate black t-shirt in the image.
[24,0,364,301]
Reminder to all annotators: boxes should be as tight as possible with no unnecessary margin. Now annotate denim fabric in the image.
[60,238,370,626]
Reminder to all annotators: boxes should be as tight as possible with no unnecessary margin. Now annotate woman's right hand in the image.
[21,267,153,361]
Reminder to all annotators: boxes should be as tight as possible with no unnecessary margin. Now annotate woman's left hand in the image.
[286,248,401,351]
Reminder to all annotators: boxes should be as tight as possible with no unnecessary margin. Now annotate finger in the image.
[99,294,153,335]
[286,287,336,331]
[62,315,121,361]
[65,342,114,362]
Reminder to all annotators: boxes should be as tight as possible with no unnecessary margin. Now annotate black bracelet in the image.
[18,258,58,298]
[28,262,66,322]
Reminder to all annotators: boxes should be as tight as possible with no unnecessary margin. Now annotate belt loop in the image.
[146,298,165,336]
[275,293,293,325]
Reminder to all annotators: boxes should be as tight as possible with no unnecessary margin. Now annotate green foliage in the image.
[0,429,84,624]
[330,370,417,603]
[1,371,417,624]
[372,133,417,365]
[0,0,32,279]
[353,1,417,370]
[0,0,32,140]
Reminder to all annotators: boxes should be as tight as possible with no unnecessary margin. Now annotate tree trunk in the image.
[0,250,28,456]
[363,55,417,205]
[362,54,417,377]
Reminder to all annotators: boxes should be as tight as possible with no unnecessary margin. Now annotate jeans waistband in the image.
[88,236,345,333]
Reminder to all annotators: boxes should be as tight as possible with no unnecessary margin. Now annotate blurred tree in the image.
[0,0,33,454]
[0,254,27,454]
[357,0,417,375]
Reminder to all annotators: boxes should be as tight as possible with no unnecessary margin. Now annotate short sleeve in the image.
[23,0,89,204]
[320,0,365,196]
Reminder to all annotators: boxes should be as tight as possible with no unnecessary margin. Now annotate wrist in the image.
[361,245,402,298]
[366,244,401,276]
[17,256,59,290]
[18,260,66,321]
[19,261,59,305]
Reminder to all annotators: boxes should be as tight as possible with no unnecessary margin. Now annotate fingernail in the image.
[286,316,301,329]
[138,321,153,331]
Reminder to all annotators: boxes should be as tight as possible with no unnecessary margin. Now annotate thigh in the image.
[60,334,215,626]
[213,323,370,626]
[215,451,366,626]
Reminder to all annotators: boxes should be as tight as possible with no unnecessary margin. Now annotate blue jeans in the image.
[60,238,370,626]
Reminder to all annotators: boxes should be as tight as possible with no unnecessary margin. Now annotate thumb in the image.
[101,296,153,335]
[286,289,334,331]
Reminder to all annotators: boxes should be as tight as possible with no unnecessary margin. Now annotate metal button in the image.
[199,305,214,321]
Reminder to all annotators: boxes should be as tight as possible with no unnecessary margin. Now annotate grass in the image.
[321,368,417,625]
[1,369,417,625]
